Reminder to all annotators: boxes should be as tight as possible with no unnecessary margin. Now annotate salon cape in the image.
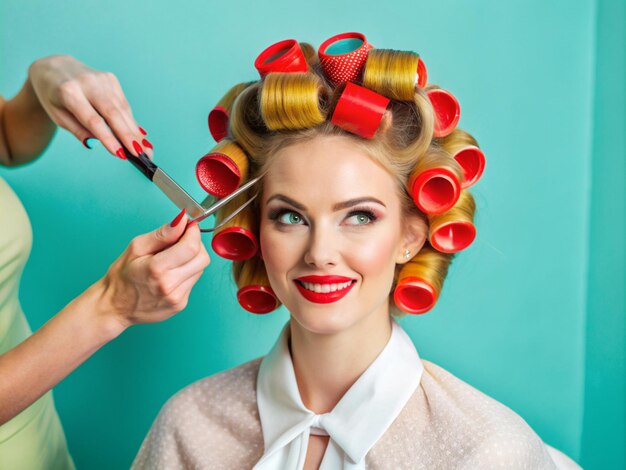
[131,321,578,469]
[253,319,421,469]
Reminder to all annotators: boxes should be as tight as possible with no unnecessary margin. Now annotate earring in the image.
[404,249,411,259]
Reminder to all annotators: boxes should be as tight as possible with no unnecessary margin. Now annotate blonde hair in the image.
[209,42,480,316]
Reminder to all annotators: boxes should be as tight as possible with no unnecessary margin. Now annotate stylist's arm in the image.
[0,53,206,426]
[0,215,210,424]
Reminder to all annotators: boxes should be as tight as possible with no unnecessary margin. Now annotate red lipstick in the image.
[294,275,356,304]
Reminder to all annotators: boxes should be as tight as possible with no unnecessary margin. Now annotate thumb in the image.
[130,209,189,258]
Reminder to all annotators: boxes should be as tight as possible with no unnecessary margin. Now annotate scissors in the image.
[123,148,262,232]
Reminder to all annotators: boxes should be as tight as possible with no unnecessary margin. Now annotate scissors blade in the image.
[152,168,205,219]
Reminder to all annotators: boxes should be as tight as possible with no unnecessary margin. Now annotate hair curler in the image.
[416,56,428,88]
[393,245,452,314]
[407,155,462,215]
[451,145,485,189]
[254,39,309,78]
[211,192,258,261]
[260,72,328,130]
[394,267,438,314]
[196,139,249,198]
[330,82,390,139]
[237,257,280,314]
[427,88,461,138]
[208,82,254,142]
[362,49,427,101]
[428,190,476,253]
[318,31,374,85]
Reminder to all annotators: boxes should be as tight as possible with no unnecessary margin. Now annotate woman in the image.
[132,34,579,469]
[0,55,210,468]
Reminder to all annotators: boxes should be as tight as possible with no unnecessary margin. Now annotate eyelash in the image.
[268,207,379,226]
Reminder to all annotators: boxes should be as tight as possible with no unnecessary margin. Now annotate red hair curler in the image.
[331,82,390,139]
[208,106,229,142]
[452,145,485,189]
[254,39,309,78]
[428,190,476,253]
[212,227,258,261]
[207,82,255,142]
[211,193,258,261]
[408,167,461,215]
[318,32,374,85]
[417,57,428,88]
[237,258,280,314]
[237,285,279,314]
[428,89,461,138]
[393,276,437,314]
[196,140,249,198]
[429,220,476,253]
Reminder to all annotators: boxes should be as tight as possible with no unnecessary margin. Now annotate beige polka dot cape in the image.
[131,328,566,469]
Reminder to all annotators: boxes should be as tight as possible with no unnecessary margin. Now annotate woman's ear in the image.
[395,211,428,264]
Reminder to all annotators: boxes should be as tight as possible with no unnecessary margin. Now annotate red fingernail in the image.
[132,140,143,155]
[82,137,94,149]
[142,138,153,150]
[170,209,187,227]
[116,148,127,160]
[139,126,147,136]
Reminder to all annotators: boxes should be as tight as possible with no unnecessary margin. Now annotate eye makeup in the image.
[266,206,380,226]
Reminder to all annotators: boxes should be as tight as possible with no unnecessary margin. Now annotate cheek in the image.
[346,230,399,276]
[259,221,301,280]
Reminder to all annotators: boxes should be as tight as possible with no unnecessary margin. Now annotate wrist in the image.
[23,65,51,118]
[81,279,131,343]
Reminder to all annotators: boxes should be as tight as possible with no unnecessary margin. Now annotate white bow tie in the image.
[254,319,424,470]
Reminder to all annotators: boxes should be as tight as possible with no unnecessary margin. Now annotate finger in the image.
[166,271,204,312]
[151,219,205,270]
[107,73,140,132]
[87,90,145,157]
[126,209,189,259]
[160,246,210,292]
[53,107,99,150]
[62,91,129,158]
[105,73,155,160]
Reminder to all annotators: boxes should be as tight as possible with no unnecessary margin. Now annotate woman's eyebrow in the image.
[333,197,386,211]
[266,194,306,210]
[266,194,386,211]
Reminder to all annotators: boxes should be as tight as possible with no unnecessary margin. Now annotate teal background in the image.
[1,0,624,468]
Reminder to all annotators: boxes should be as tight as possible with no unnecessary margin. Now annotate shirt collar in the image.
[254,319,424,469]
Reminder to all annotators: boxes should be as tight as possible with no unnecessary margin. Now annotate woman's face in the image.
[260,134,415,335]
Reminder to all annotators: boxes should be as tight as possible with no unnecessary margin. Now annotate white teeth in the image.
[301,281,352,293]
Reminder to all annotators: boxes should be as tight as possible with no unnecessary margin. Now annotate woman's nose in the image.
[303,226,339,268]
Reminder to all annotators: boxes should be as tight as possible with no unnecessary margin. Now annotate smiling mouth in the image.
[296,280,356,293]
[293,279,357,304]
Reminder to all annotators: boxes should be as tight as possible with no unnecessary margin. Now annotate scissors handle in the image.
[124,148,158,181]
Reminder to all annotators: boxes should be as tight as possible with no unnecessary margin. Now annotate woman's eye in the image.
[346,210,377,225]
[277,210,305,225]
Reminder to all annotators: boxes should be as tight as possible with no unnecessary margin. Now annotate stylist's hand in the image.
[100,211,210,330]
[28,54,152,160]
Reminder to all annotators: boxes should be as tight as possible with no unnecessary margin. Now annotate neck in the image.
[289,311,393,414]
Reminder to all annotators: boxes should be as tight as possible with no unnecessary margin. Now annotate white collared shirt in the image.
[254,319,424,470]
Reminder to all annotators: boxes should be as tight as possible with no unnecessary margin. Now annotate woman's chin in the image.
[289,308,359,336]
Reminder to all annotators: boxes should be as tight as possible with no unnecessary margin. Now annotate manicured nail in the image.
[82,137,94,149]
[170,209,187,227]
[142,138,153,150]
[139,126,147,136]
[132,140,143,155]
[115,148,127,160]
